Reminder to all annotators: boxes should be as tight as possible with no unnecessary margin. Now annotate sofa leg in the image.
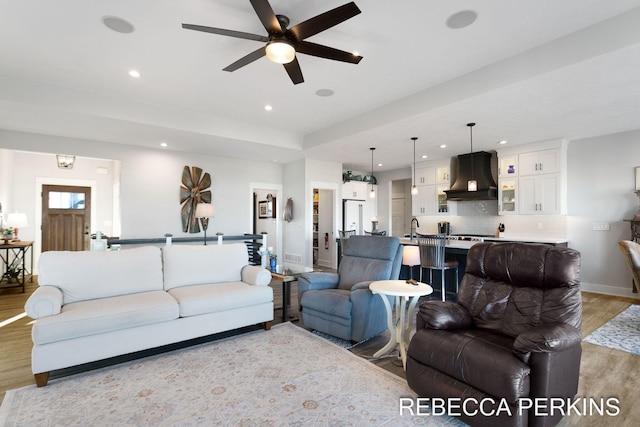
[263,321,272,330]
[35,372,49,387]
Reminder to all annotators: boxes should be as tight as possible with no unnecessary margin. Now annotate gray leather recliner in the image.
[297,236,403,342]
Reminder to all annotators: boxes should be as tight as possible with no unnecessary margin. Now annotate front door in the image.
[41,185,91,252]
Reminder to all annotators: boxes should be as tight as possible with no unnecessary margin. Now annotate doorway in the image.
[391,179,412,238]
[41,185,92,252]
[312,188,335,268]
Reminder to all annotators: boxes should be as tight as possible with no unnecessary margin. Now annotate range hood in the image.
[444,151,498,201]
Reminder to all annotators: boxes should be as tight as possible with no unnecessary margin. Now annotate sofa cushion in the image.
[408,328,530,403]
[300,289,352,320]
[38,246,164,304]
[163,244,249,290]
[168,281,273,317]
[32,291,179,345]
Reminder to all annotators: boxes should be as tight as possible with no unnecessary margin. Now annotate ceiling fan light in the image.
[266,40,295,64]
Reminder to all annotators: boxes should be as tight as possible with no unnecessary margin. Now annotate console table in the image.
[0,240,34,293]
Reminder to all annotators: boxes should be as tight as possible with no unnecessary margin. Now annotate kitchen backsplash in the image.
[415,201,567,238]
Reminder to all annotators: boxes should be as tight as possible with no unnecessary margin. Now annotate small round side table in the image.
[370,279,433,369]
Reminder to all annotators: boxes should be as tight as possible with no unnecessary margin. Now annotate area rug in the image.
[0,322,463,426]
[583,304,640,356]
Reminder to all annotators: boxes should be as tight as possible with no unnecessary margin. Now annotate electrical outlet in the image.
[592,222,610,231]
[537,222,543,229]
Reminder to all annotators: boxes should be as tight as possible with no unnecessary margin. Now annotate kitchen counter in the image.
[399,236,568,248]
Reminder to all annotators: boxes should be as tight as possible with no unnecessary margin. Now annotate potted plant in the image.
[6,265,21,282]
[2,227,14,243]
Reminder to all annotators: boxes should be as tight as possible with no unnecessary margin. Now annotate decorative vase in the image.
[270,258,277,270]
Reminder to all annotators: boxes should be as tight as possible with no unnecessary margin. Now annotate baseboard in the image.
[580,281,637,299]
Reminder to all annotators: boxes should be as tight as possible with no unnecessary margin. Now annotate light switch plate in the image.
[592,222,610,231]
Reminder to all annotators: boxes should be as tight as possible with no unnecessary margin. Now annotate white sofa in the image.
[24,243,273,387]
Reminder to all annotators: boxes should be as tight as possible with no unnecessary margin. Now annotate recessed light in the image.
[160,142,168,147]
[421,155,428,159]
[102,16,135,34]
[446,10,477,29]
[264,105,273,111]
[377,163,383,167]
[440,144,447,149]
[498,140,508,145]
[315,89,334,97]
[129,70,141,78]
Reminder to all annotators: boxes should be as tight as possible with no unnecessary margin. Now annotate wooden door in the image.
[41,185,91,252]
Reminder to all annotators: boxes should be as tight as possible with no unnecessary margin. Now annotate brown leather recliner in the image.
[406,242,582,427]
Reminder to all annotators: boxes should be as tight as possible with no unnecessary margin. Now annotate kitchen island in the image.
[398,236,569,299]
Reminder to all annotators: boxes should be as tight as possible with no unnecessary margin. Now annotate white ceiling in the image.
[1,0,640,173]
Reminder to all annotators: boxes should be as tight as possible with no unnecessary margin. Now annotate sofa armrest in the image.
[513,323,582,362]
[24,286,63,319]
[417,301,472,330]
[241,265,272,286]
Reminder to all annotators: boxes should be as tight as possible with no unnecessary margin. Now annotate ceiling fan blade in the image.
[182,24,268,42]
[296,41,363,64]
[250,0,283,34]
[290,2,361,41]
[283,58,304,85]
[223,47,266,72]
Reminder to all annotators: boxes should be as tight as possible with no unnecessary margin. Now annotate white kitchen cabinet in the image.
[518,174,561,214]
[498,178,517,214]
[498,155,518,177]
[411,161,454,216]
[519,149,561,176]
[497,139,567,215]
[436,165,450,184]
[415,167,436,186]
[343,181,375,200]
[412,185,435,216]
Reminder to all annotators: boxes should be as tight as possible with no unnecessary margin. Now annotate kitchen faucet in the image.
[410,217,420,241]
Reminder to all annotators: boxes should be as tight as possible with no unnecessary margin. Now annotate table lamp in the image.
[195,203,215,245]
[402,245,420,282]
[6,213,28,241]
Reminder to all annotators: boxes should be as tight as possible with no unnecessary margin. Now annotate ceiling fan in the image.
[182,0,363,85]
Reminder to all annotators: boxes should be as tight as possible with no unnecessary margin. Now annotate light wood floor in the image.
[1,279,639,426]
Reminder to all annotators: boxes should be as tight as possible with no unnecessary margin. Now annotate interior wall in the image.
[0,129,283,239]
[567,129,640,297]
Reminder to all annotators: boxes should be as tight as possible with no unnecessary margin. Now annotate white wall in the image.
[567,129,640,297]
[0,130,283,269]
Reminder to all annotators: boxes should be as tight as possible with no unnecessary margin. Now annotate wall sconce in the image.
[195,203,216,245]
[56,155,76,169]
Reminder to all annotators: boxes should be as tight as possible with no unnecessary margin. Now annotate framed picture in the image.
[258,200,269,218]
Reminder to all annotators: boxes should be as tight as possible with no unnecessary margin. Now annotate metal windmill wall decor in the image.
[180,165,212,233]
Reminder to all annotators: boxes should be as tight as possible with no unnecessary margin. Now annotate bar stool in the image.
[417,234,459,301]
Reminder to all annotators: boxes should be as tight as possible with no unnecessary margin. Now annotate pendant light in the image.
[369,147,376,199]
[467,123,477,192]
[410,137,418,195]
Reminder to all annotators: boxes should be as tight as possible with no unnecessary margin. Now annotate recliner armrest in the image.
[351,280,373,291]
[513,323,582,362]
[417,301,472,330]
[298,272,339,291]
